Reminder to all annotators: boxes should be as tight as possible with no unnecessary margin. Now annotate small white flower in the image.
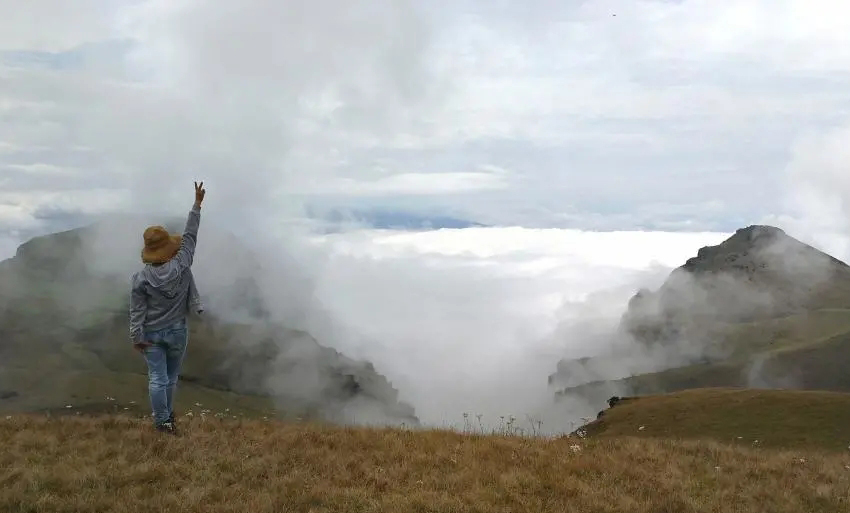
[570,444,582,453]
[638,425,645,431]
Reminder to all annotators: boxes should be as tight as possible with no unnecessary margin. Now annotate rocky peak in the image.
[621,225,850,346]
[675,224,847,282]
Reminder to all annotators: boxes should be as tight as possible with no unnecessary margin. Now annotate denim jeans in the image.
[142,318,189,425]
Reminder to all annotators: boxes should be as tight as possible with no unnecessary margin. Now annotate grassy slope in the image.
[718,308,850,357]
[0,303,280,418]
[0,367,276,418]
[582,388,850,451]
[558,308,850,402]
[0,294,384,421]
[0,360,277,418]
[2,415,849,513]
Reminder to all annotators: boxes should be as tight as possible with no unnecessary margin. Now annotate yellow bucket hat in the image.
[141,225,182,264]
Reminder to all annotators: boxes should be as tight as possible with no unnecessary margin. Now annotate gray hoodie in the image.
[129,204,204,344]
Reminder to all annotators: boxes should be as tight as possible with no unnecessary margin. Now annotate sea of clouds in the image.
[286,226,730,428]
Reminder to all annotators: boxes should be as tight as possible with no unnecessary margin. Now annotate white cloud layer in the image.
[300,226,729,428]
[301,169,509,196]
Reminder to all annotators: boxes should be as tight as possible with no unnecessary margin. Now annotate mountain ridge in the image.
[550,224,850,409]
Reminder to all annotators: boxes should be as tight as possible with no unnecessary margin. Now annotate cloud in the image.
[0,0,449,240]
[4,0,850,237]
[304,169,509,196]
[0,0,126,52]
[757,121,850,262]
[296,226,728,429]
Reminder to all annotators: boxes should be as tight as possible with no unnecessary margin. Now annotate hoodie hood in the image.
[142,263,183,295]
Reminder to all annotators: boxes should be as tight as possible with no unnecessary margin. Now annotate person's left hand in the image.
[133,341,151,354]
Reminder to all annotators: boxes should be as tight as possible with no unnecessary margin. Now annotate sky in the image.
[2,0,850,245]
[4,0,850,428]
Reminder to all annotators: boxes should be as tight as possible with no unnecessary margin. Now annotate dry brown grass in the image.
[583,388,850,451]
[2,414,850,513]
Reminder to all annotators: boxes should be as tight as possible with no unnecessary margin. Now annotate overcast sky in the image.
[2,0,850,257]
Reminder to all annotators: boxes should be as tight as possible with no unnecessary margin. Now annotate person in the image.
[129,181,206,433]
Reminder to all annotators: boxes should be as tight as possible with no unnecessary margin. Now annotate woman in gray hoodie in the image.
[129,182,206,433]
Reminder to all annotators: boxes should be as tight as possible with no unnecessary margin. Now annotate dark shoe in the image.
[155,421,176,434]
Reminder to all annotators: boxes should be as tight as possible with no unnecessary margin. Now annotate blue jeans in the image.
[142,319,189,425]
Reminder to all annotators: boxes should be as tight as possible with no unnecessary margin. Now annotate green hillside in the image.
[557,310,850,408]
[578,388,850,452]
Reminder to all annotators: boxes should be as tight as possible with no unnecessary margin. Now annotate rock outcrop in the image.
[594,395,636,419]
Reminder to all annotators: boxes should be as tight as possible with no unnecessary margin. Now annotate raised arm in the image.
[171,181,206,271]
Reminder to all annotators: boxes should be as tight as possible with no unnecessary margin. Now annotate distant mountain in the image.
[550,225,850,409]
[622,225,850,349]
[310,207,487,231]
[0,217,418,425]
